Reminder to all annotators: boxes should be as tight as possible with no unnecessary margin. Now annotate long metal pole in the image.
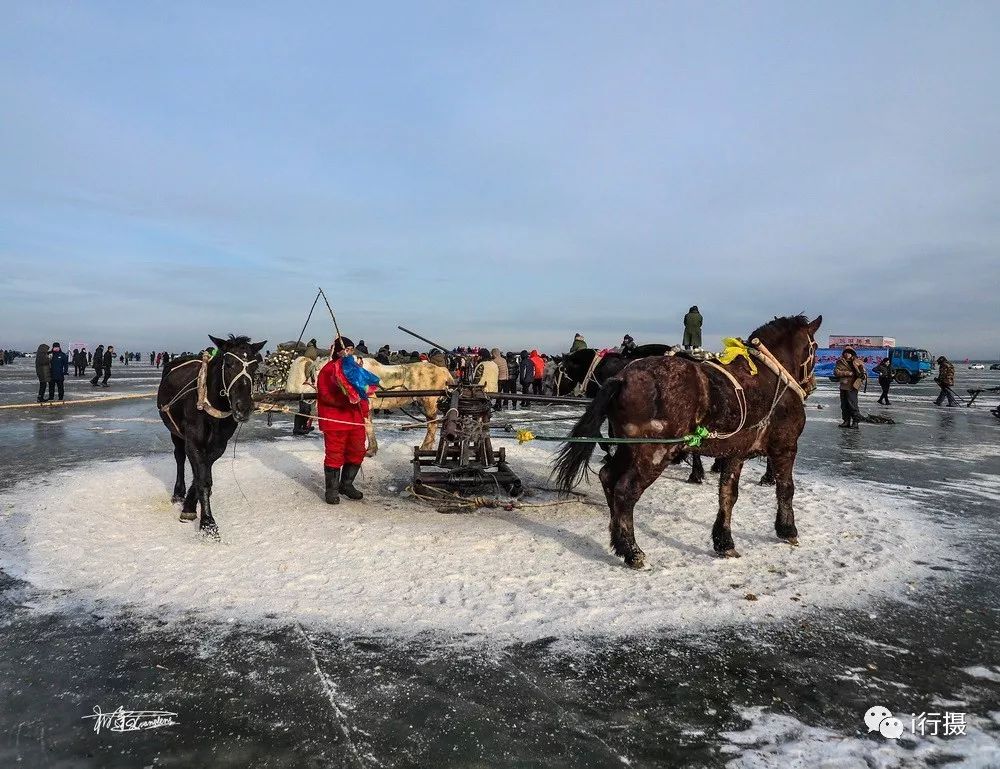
[294,290,322,349]
[397,325,452,353]
[318,287,343,349]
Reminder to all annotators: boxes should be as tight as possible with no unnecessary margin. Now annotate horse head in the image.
[748,315,822,395]
[208,334,267,422]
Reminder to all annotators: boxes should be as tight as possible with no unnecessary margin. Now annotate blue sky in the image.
[1,2,998,357]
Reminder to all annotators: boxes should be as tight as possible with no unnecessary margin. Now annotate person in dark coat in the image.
[834,347,866,427]
[48,342,70,401]
[875,358,893,405]
[35,343,51,402]
[101,346,114,387]
[518,350,534,399]
[934,356,958,407]
[356,340,369,355]
[504,352,519,409]
[683,306,703,350]
[90,345,104,386]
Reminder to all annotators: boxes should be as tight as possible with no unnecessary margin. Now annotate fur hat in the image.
[333,337,355,354]
[843,346,856,355]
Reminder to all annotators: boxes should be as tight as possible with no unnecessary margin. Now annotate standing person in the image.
[162,351,171,367]
[71,348,80,376]
[473,348,499,395]
[90,344,104,386]
[934,356,959,407]
[505,352,519,409]
[875,357,893,405]
[101,345,114,387]
[518,350,534,401]
[34,343,51,402]
[356,340,369,355]
[150,352,155,366]
[529,349,545,394]
[315,337,380,505]
[79,348,88,376]
[834,346,866,428]
[683,306,703,350]
[620,334,637,355]
[48,342,69,401]
[87,350,93,366]
[491,348,508,410]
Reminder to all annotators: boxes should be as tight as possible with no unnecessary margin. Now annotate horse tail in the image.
[552,378,623,492]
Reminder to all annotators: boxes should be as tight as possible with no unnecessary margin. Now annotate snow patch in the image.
[720,706,1000,768]
[0,436,948,640]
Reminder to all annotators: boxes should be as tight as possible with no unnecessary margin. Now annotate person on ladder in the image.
[316,337,380,504]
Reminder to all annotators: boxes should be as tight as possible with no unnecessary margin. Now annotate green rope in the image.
[512,425,709,447]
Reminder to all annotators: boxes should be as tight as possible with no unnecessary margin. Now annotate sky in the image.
[1,1,998,358]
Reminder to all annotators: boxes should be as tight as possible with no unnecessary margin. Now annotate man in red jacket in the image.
[529,350,545,395]
[316,337,379,504]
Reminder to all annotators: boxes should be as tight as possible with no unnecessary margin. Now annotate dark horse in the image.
[157,335,266,536]
[553,315,821,568]
[554,344,673,397]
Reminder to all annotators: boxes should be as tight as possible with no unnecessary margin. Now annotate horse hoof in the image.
[625,553,647,569]
[782,537,799,546]
[171,494,185,504]
[722,548,741,558]
[200,524,220,540]
[178,511,197,522]
[685,477,703,485]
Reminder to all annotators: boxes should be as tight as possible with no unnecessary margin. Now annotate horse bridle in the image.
[219,351,258,402]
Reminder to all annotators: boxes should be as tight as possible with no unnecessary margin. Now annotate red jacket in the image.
[316,359,370,432]
[530,350,545,378]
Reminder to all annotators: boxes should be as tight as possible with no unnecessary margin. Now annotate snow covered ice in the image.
[0,435,948,640]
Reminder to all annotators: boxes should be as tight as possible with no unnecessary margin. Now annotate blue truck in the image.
[815,346,932,384]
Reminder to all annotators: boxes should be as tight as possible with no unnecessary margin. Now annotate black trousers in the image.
[532,378,542,395]
[877,377,891,405]
[91,368,103,385]
[47,378,65,400]
[37,381,47,401]
[840,390,862,422]
[503,380,518,409]
[101,369,111,386]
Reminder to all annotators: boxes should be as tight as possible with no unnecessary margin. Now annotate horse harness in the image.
[687,335,817,442]
[160,352,255,437]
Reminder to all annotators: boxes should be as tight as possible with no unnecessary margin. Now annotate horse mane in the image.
[226,334,253,347]
[748,314,810,346]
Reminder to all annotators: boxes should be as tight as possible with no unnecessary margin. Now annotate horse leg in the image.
[772,451,798,544]
[180,459,199,521]
[712,457,745,557]
[419,398,438,451]
[759,457,775,486]
[710,457,725,473]
[686,453,705,484]
[197,453,223,537]
[170,433,187,503]
[606,446,672,568]
[364,417,378,458]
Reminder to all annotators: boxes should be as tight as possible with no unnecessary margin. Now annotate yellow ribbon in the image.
[517,430,535,444]
[717,337,757,375]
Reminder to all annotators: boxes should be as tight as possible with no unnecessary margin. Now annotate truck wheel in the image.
[894,369,910,384]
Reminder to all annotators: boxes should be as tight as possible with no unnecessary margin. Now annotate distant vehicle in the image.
[991,363,1000,371]
[969,363,986,370]
[814,346,932,384]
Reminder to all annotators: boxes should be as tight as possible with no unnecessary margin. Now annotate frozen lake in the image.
[2,362,999,767]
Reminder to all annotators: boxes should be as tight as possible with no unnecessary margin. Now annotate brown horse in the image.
[554,314,821,568]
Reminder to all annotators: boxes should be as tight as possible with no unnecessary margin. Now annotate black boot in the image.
[324,467,341,505]
[838,420,851,428]
[339,464,364,500]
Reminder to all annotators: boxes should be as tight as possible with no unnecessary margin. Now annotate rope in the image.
[0,392,156,410]
[511,426,710,447]
[405,483,594,513]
